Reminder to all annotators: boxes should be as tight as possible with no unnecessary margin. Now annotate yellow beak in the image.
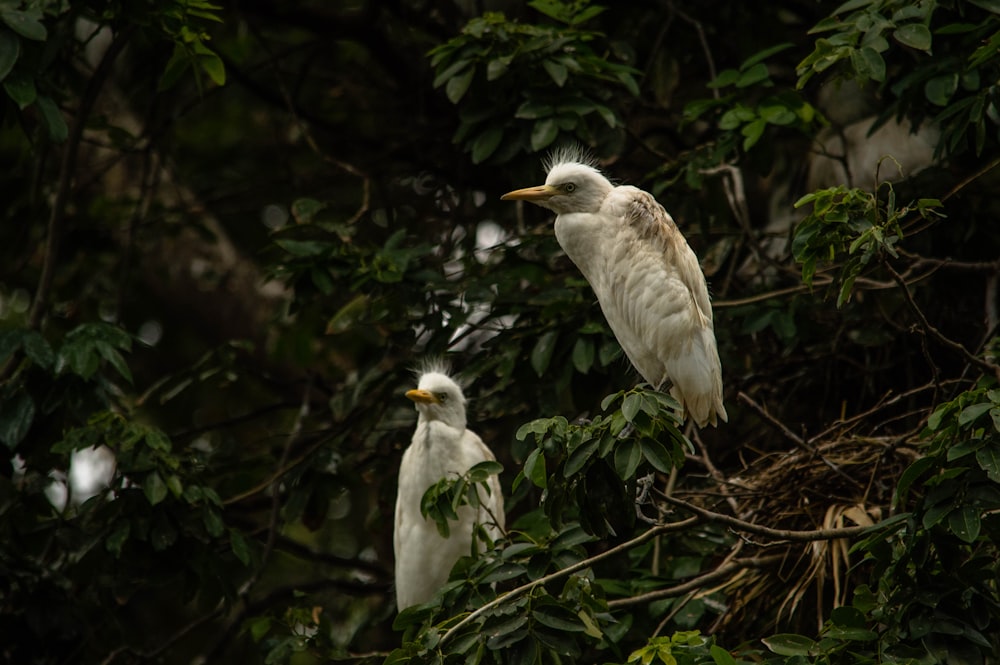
[406,389,439,404]
[501,184,558,201]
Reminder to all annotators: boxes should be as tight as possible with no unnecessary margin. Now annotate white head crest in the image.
[543,144,600,174]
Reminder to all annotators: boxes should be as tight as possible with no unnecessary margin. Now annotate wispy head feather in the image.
[544,144,599,174]
[412,356,453,381]
[411,358,471,394]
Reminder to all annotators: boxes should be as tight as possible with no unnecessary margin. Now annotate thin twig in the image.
[656,492,871,542]
[0,26,136,384]
[886,263,1000,379]
[737,391,862,488]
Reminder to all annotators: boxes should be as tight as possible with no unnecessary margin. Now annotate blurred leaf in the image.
[36,95,67,142]
[530,117,559,151]
[762,633,817,656]
[1,9,46,41]
[0,28,18,81]
[531,330,558,377]
[571,336,594,374]
[893,23,932,51]
[523,447,547,488]
[144,472,168,506]
[543,59,568,86]
[471,126,503,163]
[0,391,34,449]
[446,66,475,103]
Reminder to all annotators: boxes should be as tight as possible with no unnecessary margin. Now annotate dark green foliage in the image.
[2,0,1000,663]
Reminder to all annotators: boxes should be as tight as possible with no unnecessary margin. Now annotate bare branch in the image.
[886,263,1000,379]
[608,554,785,609]
[656,492,872,542]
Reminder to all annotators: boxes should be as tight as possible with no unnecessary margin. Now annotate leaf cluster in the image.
[792,184,943,306]
[428,3,638,164]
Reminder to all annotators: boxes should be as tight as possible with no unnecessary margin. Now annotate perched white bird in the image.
[502,150,727,427]
[393,367,505,611]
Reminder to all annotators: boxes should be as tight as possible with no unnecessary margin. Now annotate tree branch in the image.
[886,263,1000,379]
[608,554,785,609]
[656,492,871,542]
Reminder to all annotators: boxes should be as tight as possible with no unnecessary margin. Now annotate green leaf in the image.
[250,616,271,642]
[445,66,475,103]
[0,391,34,449]
[532,606,585,632]
[433,58,471,88]
[571,336,594,374]
[230,528,252,566]
[290,197,326,223]
[761,633,817,656]
[0,28,19,81]
[515,100,553,119]
[925,73,958,106]
[710,645,738,665]
[564,438,598,478]
[968,0,1000,13]
[858,46,886,82]
[471,126,503,163]
[1,9,46,41]
[523,447,547,488]
[542,59,568,87]
[614,440,642,479]
[741,117,767,150]
[468,460,503,483]
[198,52,226,86]
[707,68,739,89]
[22,331,53,369]
[106,521,130,556]
[144,472,168,506]
[976,444,1000,482]
[622,393,642,423]
[640,438,674,474]
[736,62,769,88]
[36,95,67,142]
[893,23,932,51]
[948,506,981,542]
[530,117,559,151]
[203,506,225,537]
[96,342,133,383]
[531,330,558,377]
[959,402,991,426]
[158,43,191,91]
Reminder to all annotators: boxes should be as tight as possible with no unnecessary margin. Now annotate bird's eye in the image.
[436,393,448,402]
[564,183,576,193]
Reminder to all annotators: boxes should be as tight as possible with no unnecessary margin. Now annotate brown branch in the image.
[737,391,863,488]
[1,26,136,385]
[656,492,871,542]
[608,554,785,609]
[29,26,136,330]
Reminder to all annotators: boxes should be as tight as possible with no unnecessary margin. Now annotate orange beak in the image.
[500,184,558,202]
[405,389,439,404]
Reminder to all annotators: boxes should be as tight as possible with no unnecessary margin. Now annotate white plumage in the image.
[393,367,504,611]
[502,152,727,427]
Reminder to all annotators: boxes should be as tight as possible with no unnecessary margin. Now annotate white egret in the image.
[502,150,727,427]
[393,366,505,611]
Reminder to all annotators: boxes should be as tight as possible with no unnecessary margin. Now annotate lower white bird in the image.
[502,150,727,427]
[393,367,504,611]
